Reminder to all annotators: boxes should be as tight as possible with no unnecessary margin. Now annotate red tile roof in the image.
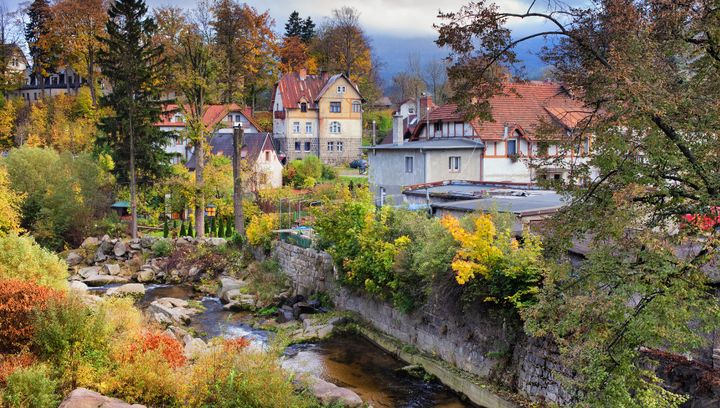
[156,104,262,131]
[272,72,362,109]
[413,81,592,141]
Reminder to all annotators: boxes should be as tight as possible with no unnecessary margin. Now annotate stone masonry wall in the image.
[273,241,573,405]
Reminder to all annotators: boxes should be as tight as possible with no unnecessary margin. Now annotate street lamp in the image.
[204,203,217,218]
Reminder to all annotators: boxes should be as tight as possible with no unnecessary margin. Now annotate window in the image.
[292,122,300,133]
[330,102,341,113]
[337,85,346,93]
[449,156,461,172]
[337,141,344,152]
[433,122,442,133]
[507,140,517,156]
[294,141,301,152]
[300,102,307,112]
[265,151,270,161]
[405,156,414,173]
[305,122,312,134]
[408,107,415,114]
[554,174,561,180]
[352,101,362,113]
[175,136,184,146]
[304,142,311,152]
[235,114,243,122]
[327,141,334,151]
[329,121,341,133]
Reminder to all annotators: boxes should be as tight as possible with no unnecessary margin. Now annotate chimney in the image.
[298,68,307,81]
[420,93,433,116]
[392,113,404,146]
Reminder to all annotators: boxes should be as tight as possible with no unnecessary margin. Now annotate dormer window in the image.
[300,102,307,112]
[337,85,346,93]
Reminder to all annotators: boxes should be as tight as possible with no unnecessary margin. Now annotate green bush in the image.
[0,234,67,289]
[283,156,323,188]
[2,364,59,408]
[152,239,172,257]
[2,147,114,249]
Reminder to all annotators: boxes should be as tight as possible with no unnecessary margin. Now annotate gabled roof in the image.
[413,81,592,141]
[185,132,275,170]
[273,71,363,109]
[156,104,262,131]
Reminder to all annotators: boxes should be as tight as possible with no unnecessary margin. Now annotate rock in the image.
[78,266,101,279]
[397,364,425,379]
[187,266,200,278]
[205,237,226,246]
[327,316,349,326]
[148,297,198,325]
[222,294,257,311]
[100,238,115,254]
[286,294,305,306]
[315,324,333,339]
[140,236,156,248]
[59,387,146,408]
[68,281,89,293]
[113,241,128,257]
[218,277,246,303]
[102,263,122,276]
[183,335,207,358]
[307,376,363,407]
[292,302,317,319]
[276,309,295,323]
[66,252,83,267]
[81,237,99,248]
[136,269,155,283]
[83,274,129,287]
[94,247,107,263]
[106,283,145,298]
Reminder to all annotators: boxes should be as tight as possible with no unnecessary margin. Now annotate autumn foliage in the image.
[0,279,63,353]
[127,331,187,368]
[0,352,37,385]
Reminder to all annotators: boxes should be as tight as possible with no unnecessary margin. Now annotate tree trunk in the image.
[195,130,205,238]
[233,125,245,237]
[129,110,138,239]
[88,48,97,107]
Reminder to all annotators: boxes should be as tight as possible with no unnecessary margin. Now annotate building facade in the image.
[272,70,363,165]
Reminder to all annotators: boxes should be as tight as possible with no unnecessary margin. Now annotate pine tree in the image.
[217,217,225,238]
[97,0,168,239]
[301,17,315,43]
[284,11,302,38]
[163,218,169,238]
[25,0,57,98]
[179,221,186,237]
[225,218,233,237]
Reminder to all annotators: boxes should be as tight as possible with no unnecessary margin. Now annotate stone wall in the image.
[273,241,571,405]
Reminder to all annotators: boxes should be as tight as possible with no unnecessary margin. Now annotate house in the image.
[16,66,90,102]
[271,69,363,165]
[185,132,283,190]
[366,114,485,203]
[410,81,592,183]
[156,103,263,165]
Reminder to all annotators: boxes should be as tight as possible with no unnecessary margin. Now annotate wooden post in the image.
[232,124,245,238]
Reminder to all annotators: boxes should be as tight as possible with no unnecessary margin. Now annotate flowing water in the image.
[94,283,476,407]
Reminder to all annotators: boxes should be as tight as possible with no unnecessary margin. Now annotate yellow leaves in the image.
[441,214,504,285]
[0,167,23,236]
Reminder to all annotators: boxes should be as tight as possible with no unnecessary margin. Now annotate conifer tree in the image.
[25,0,57,98]
[97,0,168,239]
[284,11,302,38]
[301,16,315,43]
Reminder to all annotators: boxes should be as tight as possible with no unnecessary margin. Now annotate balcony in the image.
[274,111,286,120]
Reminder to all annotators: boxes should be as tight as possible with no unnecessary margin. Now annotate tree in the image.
[0,4,26,96]
[436,1,720,405]
[390,72,425,102]
[25,0,58,98]
[173,15,218,238]
[49,0,108,106]
[301,16,315,43]
[312,7,380,103]
[279,35,317,74]
[284,10,302,38]
[211,0,277,107]
[0,165,22,235]
[98,0,168,239]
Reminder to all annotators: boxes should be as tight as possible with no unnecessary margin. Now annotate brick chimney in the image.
[420,93,433,117]
[298,68,307,81]
[392,113,404,146]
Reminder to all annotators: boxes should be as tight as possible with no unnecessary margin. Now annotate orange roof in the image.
[413,81,592,141]
[156,103,262,131]
[272,71,362,109]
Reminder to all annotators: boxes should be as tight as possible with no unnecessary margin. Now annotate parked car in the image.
[349,159,367,169]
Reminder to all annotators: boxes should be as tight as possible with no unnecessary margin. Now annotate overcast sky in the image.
[7,0,551,82]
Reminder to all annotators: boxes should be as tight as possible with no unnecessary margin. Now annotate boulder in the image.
[183,335,208,358]
[66,252,83,267]
[100,238,115,254]
[102,263,122,276]
[148,297,198,325]
[222,294,257,311]
[276,309,295,323]
[140,236,156,249]
[306,376,363,407]
[106,283,145,298]
[136,269,155,283]
[83,274,129,287]
[59,387,145,408]
[218,277,246,303]
[205,237,226,246]
[68,281,89,293]
[78,266,101,279]
[81,237,99,248]
[94,247,107,263]
[292,302,317,319]
[113,241,128,257]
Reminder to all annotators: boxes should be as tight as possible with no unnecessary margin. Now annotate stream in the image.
[98,283,476,408]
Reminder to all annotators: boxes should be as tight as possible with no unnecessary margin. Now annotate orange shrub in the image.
[0,352,36,385]
[127,331,186,368]
[0,279,63,353]
[222,337,251,352]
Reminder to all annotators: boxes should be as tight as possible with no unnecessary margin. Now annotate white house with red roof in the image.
[366,81,593,201]
[156,103,263,164]
[272,69,363,165]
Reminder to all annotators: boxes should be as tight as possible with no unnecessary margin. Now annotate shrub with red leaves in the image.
[129,331,186,368]
[223,337,251,352]
[0,352,37,385]
[0,279,63,353]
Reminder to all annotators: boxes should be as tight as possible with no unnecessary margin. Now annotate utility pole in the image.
[372,120,376,146]
[232,123,245,238]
